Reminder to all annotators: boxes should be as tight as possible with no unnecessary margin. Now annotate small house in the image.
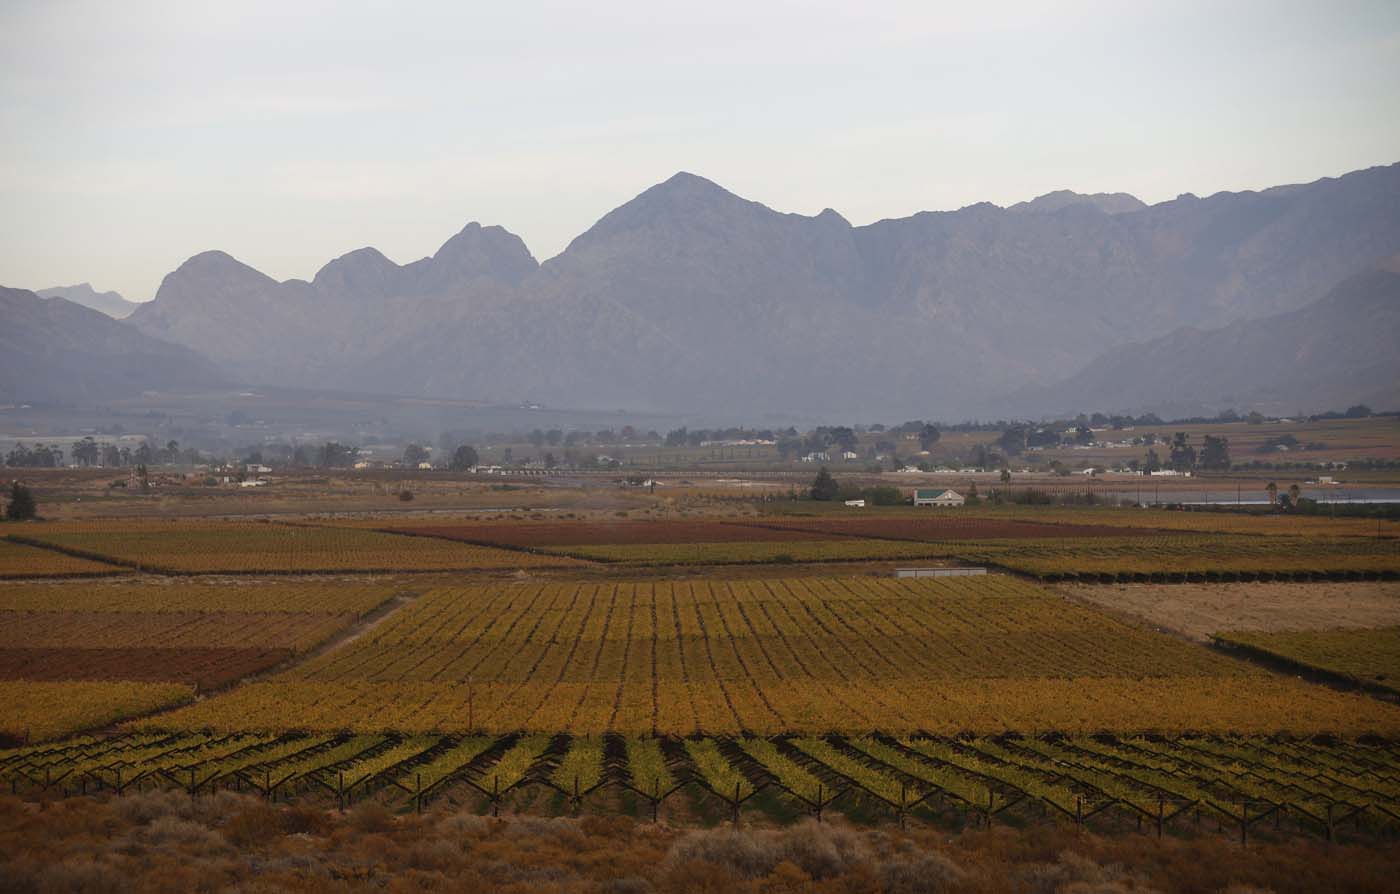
[913,488,965,507]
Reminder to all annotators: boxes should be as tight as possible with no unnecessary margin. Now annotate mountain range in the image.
[0,287,225,404]
[37,283,142,319]
[12,162,1400,418]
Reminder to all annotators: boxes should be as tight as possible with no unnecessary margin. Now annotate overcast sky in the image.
[2,0,1398,300]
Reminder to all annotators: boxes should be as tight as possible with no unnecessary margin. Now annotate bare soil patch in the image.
[1066,580,1400,641]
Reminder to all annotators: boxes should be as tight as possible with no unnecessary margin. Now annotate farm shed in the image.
[914,488,965,507]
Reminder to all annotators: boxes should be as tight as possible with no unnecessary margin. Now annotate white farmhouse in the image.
[913,488,965,507]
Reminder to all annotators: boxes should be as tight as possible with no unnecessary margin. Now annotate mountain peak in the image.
[1010,189,1147,215]
[420,222,537,288]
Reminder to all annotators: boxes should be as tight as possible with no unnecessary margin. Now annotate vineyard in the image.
[6,730,1400,841]
[8,521,585,573]
[146,576,1400,735]
[0,681,193,742]
[382,520,846,547]
[539,539,968,565]
[941,535,1400,582]
[0,538,124,578]
[1214,627,1400,695]
[0,580,406,739]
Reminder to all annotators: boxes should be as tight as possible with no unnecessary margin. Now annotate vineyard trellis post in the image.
[1240,802,1248,847]
[1156,797,1164,838]
[733,781,742,828]
[1075,796,1082,833]
[338,771,345,812]
[493,775,500,817]
[416,773,423,815]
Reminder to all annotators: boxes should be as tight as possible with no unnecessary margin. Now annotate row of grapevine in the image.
[8,732,1400,838]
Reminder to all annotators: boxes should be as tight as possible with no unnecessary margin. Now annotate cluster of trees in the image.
[4,439,204,469]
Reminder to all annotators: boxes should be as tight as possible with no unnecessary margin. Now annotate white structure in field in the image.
[913,488,965,507]
[844,499,866,507]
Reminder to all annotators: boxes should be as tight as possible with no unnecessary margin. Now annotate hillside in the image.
[37,283,141,318]
[124,163,1400,416]
[0,287,227,404]
[1004,266,1400,416]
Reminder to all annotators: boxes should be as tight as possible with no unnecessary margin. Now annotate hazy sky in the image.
[3,0,1398,300]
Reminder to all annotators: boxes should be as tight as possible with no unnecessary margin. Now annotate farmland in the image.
[382,519,844,547]
[148,576,1399,735]
[5,482,1400,842]
[7,729,1400,842]
[539,539,969,565]
[1067,581,1400,641]
[0,580,404,738]
[9,520,584,573]
[0,537,124,578]
[0,681,193,742]
[1214,627,1400,694]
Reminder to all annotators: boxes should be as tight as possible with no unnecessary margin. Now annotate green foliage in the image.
[809,467,839,501]
[4,482,36,521]
[450,444,480,471]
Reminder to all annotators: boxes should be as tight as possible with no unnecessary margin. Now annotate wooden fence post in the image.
[416,773,423,815]
[733,782,741,828]
[1327,802,1334,844]
[817,783,824,824]
[1240,802,1248,847]
[493,775,500,817]
[1156,797,1164,838]
[652,778,660,824]
[338,772,345,813]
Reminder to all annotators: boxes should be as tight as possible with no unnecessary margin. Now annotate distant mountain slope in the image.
[1003,266,1400,416]
[1008,189,1147,215]
[37,283,141,318]
[122,162,1400,416]
[127,223,535,386]
[0,287,227,404]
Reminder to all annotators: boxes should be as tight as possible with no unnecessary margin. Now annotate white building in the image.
[913,488,965,507]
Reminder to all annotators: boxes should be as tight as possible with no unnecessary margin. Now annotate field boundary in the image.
[1210,634,1400,701]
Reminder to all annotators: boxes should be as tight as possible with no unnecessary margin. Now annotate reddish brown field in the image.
[748,516,1164,541]
[384,519,844,547]
[0,647,292,689]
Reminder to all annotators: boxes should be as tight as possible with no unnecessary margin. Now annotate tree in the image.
[997,426,1027,457]
[1000,468,1011,485]
[1199,435,1230,471]
[5,482,37,520]
[450,445,480,471]
[919,424,941,452]
[72,437,99,466]
[1266,481,1278,506]
[1143,449,1162,473]
[1289,483,1301,505]
[402,444,430,467]
[317,442,356,469]
[809,467,839,501]
[1169,433,1196,471]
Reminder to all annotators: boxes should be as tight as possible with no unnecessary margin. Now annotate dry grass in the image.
[1,792,1398,893]
[1067,581,1400,641]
